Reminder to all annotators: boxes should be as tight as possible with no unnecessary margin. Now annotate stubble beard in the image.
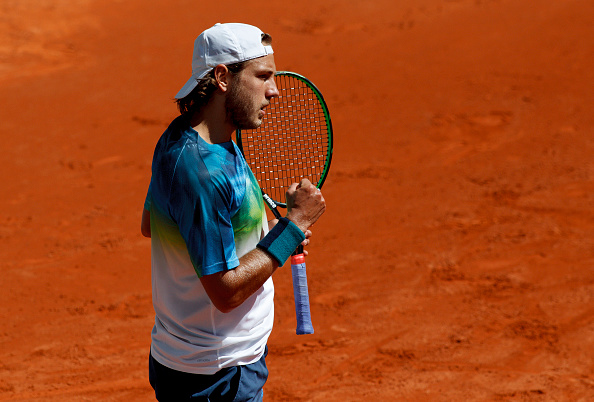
[225,81,262,130]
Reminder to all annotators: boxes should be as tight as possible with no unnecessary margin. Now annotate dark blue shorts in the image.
[149,348,268,402]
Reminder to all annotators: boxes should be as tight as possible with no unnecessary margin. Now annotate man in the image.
[141,23,326,401]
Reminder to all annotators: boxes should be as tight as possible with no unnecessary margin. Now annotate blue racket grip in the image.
[291,253,314,335]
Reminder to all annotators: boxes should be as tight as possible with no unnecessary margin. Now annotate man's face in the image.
[225,54,279,130]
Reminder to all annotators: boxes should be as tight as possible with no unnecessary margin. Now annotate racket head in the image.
[236,71,333,208]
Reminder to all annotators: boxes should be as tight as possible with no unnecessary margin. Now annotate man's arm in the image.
[141,208,151,238]
[200,248,278,313]
[200,179,325,313]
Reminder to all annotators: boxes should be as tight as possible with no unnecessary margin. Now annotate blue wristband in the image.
[257,218,305,265]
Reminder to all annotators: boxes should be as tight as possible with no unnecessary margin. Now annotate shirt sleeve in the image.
[144,179,152,211]
[168,144,239,277]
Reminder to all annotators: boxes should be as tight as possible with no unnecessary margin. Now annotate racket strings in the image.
[240,75,330,203]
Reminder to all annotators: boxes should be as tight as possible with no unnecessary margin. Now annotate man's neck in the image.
[189,98,235,144]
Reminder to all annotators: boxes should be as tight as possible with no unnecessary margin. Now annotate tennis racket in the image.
[236,71,333,335]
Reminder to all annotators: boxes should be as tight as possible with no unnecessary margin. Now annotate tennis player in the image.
[141,23,326,401]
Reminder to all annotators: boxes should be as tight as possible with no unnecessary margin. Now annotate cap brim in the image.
[174,76,199,99]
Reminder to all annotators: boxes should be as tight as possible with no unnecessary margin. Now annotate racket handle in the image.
[291,251,314,335]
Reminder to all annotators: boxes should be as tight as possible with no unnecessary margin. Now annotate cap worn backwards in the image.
[174,23,274,99]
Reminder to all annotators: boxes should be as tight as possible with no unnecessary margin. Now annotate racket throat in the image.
[262,191,282,219]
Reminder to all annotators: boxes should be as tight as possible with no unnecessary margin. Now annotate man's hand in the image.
[285,179,326,232]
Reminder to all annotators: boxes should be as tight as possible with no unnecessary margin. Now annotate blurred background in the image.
[1,0,592,400]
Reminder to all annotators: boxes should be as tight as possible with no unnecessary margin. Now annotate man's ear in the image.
[213,64,230,92]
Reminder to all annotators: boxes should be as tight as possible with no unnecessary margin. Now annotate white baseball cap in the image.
[174,23,274,99]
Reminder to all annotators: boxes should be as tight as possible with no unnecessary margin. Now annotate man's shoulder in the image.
[154,117,198,161]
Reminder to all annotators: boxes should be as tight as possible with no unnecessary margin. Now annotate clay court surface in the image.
[1,0,593,400]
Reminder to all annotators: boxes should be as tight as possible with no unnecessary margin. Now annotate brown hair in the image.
[176,33,273,116]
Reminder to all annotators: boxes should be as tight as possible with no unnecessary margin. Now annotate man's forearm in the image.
[200,248,279,313]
